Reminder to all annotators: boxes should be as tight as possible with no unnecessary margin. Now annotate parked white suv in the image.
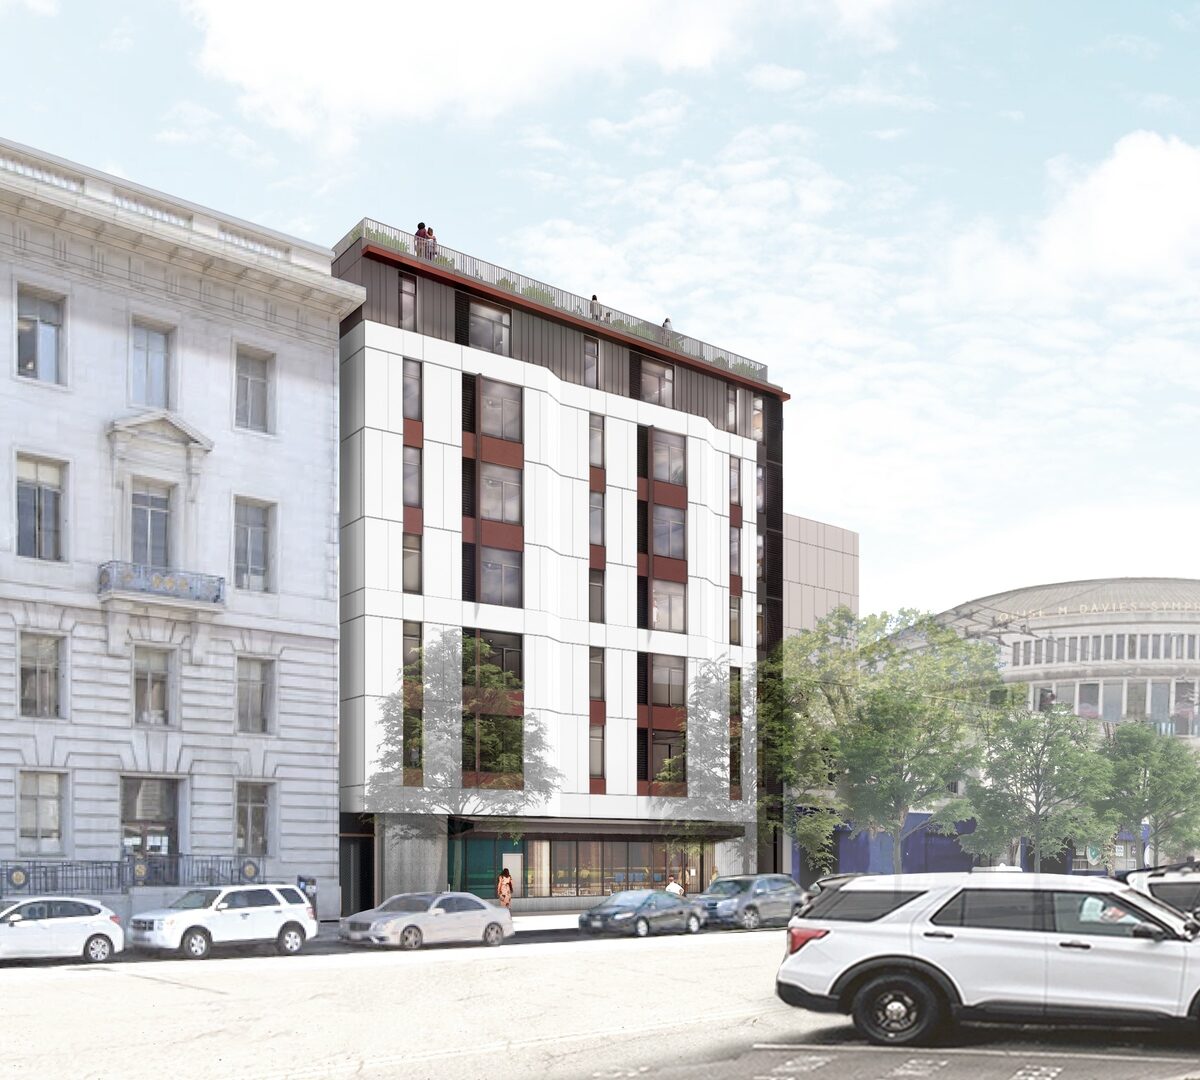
[777,871,1199,1046]
[130,884,317,959]
[1123,862,1200,917]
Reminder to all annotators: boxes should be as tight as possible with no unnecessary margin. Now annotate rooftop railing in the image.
[336,218,770,385]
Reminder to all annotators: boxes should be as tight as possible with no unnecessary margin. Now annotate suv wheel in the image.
[180,928,211,960]
[83,934,113,963]
[852,973,943,1047]
[276,923,305,956]
[740,906,761,931]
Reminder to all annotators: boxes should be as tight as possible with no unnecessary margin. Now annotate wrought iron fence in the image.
[335,218,770,385]
[98,561,225,605]
[0,855,262,896]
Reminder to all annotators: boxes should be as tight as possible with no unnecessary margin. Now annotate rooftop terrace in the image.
[334,218,770,385]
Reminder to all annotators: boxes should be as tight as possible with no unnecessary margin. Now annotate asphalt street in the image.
[3,927,1199,1080]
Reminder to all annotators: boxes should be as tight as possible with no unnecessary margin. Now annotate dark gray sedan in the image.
[694,874,808,929]
[578,889,703,938]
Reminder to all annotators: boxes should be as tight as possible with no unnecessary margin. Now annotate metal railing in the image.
[0,855,263,896]
[98,561,225,605]
[335,219,770,385]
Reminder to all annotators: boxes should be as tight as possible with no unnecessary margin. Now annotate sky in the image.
[2,0,1198,615]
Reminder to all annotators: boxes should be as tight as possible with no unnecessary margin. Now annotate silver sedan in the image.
[340,891,514,950]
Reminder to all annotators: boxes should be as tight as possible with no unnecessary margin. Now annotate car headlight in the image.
[153,919,166,931]
[612,911,633,920]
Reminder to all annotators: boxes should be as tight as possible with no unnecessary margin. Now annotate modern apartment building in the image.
[0,140,364,919]
[335,220,791,910]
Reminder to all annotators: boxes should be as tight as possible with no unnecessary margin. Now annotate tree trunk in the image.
[1033,818,1042,873]
[892,824,904,875]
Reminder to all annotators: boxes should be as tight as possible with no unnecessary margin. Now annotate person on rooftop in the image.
[415,222,429,258]
[426,225,438,259]
[590,294,601,319]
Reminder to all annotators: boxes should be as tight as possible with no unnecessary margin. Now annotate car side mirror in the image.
[215,902,229,911]
[4,914,20,925]
[1132,922,1167,942]
[431,908,444,916]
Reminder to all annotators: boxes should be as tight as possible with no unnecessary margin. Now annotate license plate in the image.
[591,919,602,928]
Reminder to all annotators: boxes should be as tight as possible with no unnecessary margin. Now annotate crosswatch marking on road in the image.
[751,1056,834,1078]
[1007,1068,1063,1080]
[883,1060,949,1079]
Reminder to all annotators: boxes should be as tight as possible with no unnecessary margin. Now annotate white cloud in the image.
[746,64,807,92]
[101,15,134,50]
[155,101,276,169]
[0,0,56,12]
[1087,33,1162,59]
[801,0,922,53]
[589,89,691,149]
[869,127,908,140]
[180,0,753,152]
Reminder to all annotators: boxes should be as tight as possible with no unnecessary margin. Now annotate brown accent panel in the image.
[589,545,605,570]
[360,245,789,400]
[403,507,423,533]
[637,780,651,797]
[461,516,476,543]
[480,435,524,469]
[461,771,524,791]
[730,574,742,598]
[462,432,477,459]
[637,553,649,576]
[729,785,743,801]
[589,467,605,492]
[649,781,687,798]
[589,700,606,724]
[589,778,607,796]
[650,706,686,732]
[730,717,742,736]
[654,557,687,584]
[636,705,650,727]
[730,505,742,529]
[637,477,649,501]
[652,482,686,510]
[480,520,523,551]
[403,419,424,448]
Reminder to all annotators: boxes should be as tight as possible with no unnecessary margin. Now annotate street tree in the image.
[782,608,1001,875]
[959,706,1113,871]
[1100,721,1200,868]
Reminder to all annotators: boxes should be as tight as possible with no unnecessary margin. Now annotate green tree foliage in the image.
[959,707,1113,871]
[1100,722,1200,867]
[780,608,1001,874]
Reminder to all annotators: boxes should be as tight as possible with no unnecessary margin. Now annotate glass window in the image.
[1051,891,1151,938]
[402,534,422,593]
[481,547,522,607]
[19,634,60,718]
[132,481,171,569]
[480,463,522,524]
[237,658,272,734]
[402,621,422,673]
[652,655,686,707]
[730,667,742,715]
[235,349,270,432]
[589,725,605,780]
[729,457,740,506]
[584,337,599,388]
[17,457,63,561]
[16,288,63,383]
[652,579,686,633]
[726,386,738,432]
[589,413,604,468]
[756,465,765,512]
[653,505,685,559]
[551,840,577,897]
[589,569,604,623]
[751,395,764,441]
[1078,682,1099,719]
[403,446,421,507]
[1126,680,1146,720]
[652,729,685,783]
[403,358,421,420]
[730,596,742,646]
[756,601,764,643]
[121,777,178,856]
[468,301,511,356]
[234,499,271,591]
[590,490,605,547]
[1148,882,1200,912]
[134,648,171,726]
[1102,681,1123,723]
[1115,634,1126,661]
[1174,681,1196,736]
[236,783,270,857]
[730,526,740,575]
[131,322,170,408]
[590,647,605,700]
[640,359,674,407]
[1056,681,1075,710]
[19,772,62,855]
[481,378,522,441]
[805,888,927,922]
[756,533,765,579]
[399,273,416,332]
[931,889,1042,931]
[652,431,686,484]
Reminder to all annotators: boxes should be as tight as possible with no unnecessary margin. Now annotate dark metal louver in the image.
[462,373,476,433]
[637,577,648,629]
[637,500,648,554]
[462,543,476,602]
[636,727,648,781]
[454,292,470,346]
[462,459,476,518]
[637,652,648,705]
[636,425,648,479]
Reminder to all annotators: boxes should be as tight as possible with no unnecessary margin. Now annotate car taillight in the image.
[787,926,828,955]
[306,905,315,921]
[110,915,122,926]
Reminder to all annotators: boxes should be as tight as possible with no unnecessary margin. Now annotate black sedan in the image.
[578,889,703,937]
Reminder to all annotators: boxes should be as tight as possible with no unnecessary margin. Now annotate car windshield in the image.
[378,894,434,913]
[705,879,751,896]
[169,889,221,910]
[596,890,652,910]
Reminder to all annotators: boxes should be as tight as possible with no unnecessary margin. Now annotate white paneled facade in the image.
[341,317,763,905]
[0,140,363,919]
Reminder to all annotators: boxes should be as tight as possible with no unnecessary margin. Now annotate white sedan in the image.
[340,891,514,950]
[0,896,125,963]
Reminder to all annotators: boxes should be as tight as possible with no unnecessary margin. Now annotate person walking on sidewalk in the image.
[496,867,513,908]
[665,874,684,897]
